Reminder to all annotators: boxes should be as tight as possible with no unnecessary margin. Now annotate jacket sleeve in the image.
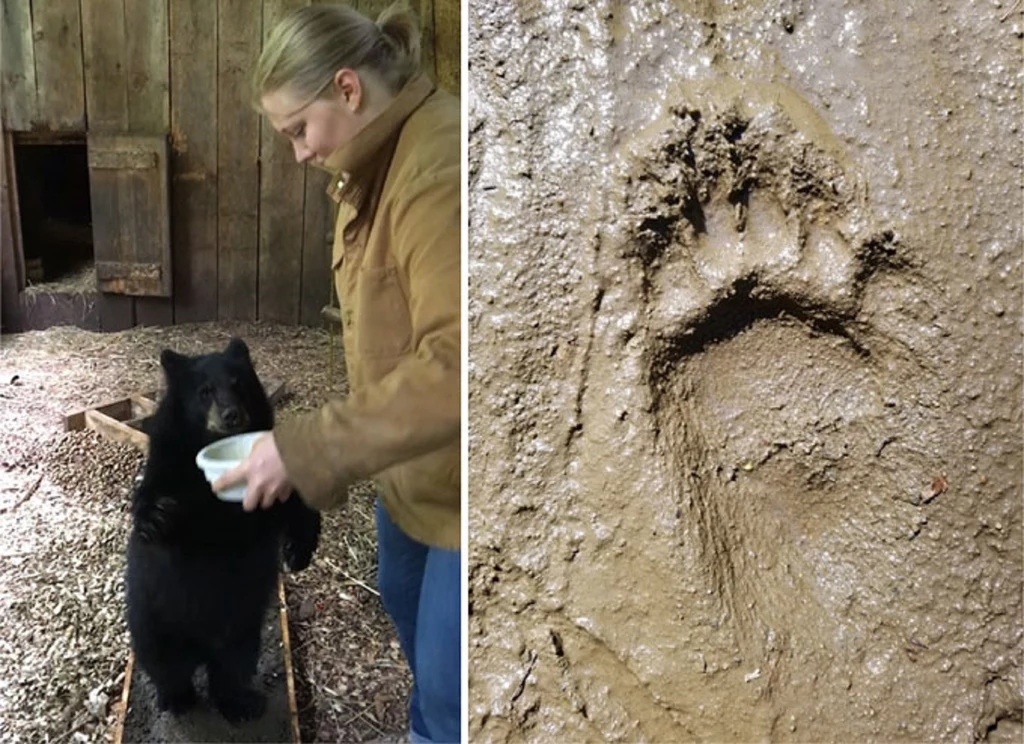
[273,167,461,510]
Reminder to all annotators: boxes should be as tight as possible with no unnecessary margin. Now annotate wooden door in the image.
[86,134,171,297]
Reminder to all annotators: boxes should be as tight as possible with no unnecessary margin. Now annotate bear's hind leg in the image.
[135,640,199,715]
[207,622,266,723]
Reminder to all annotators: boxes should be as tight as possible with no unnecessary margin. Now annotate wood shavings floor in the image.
[0,322,411,743]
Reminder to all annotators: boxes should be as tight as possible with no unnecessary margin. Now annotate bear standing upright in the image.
[125,337,321,722]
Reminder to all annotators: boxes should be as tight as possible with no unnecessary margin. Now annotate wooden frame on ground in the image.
[63,380,286,454]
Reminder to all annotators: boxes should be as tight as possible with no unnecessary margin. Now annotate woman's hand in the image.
[212,432,293,512]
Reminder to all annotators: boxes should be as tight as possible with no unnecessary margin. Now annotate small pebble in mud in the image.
[537,595,564,612]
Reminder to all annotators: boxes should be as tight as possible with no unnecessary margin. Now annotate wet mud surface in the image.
[468,1,1023,741]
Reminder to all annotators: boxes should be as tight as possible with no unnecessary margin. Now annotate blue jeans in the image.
[375,499,461,744]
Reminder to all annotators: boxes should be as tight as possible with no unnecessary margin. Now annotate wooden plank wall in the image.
[80,0,135,330]
[0,135,21,331]
[259,0,308,326]
[32,0,86,130]
[0,0,460,331]
[126,1,173,327]
[216,0,263,323]
[170,0,219,325]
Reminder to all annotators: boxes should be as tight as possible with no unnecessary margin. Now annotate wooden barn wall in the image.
[0,0,461,331]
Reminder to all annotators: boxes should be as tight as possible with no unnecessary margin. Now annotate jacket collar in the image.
[320,73,436,206]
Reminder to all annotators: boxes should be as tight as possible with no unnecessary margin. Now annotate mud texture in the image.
[122,604,293,743]
[467,1,1023,742]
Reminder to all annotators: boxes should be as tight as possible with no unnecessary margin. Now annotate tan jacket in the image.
[275,74,461,550]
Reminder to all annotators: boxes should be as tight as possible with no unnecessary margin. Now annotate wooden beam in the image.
[300,169,333,327]
[124,0,169,135]
[434,0,460,96]
[418,0,437,85]
[81,0,136,330]
[31,0,87,129]
[266,379,287,406]
[11,131,85,146]
[110,650,134,744]
[64,397,134,432]
[130,394,158,418]
[126,0,173,327]
[80,0,129,132]
[84,409,151,452]
[300,0,334,329]
[217,0,262,322]
[94,261,165,295]
[0,0,38,129]
[170,0,219,324]
[278,576,301,743]
[258,0,308,326]
[66,379,285,443]
[0,132,21,332]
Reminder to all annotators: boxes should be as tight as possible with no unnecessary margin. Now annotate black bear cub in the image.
[125,337,321,723]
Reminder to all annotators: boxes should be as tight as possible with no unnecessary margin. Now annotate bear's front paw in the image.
[283,538,315,573]
[135,496,178,542]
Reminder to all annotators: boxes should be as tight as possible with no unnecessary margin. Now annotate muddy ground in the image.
[467,1,1022,742]
[122,604,292,744]
[0,323,410,743]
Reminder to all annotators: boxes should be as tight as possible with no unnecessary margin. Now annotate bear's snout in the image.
[222,406,243,429]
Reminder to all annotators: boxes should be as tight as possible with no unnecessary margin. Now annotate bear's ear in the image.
[160,349,188,380]
[225,337,250,361]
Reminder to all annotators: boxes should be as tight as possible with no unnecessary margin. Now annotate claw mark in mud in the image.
[547,619,690,738]
[549,628,565,658]
[510,649,537,707]
[549,628,588,719]
[567,236,607,449]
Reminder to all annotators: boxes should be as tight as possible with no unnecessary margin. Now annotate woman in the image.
[212,3,461,742]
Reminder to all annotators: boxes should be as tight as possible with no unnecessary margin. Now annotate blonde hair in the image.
[253,1,421,109]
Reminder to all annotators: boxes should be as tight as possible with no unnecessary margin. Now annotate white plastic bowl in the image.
[195,431,269,502]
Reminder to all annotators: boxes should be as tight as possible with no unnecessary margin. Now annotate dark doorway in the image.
[13,135,95,294]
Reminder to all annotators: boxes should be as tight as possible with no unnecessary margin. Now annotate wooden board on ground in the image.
[112,576,300,744]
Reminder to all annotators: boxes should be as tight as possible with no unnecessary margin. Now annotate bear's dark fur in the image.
[125,337,321,723]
